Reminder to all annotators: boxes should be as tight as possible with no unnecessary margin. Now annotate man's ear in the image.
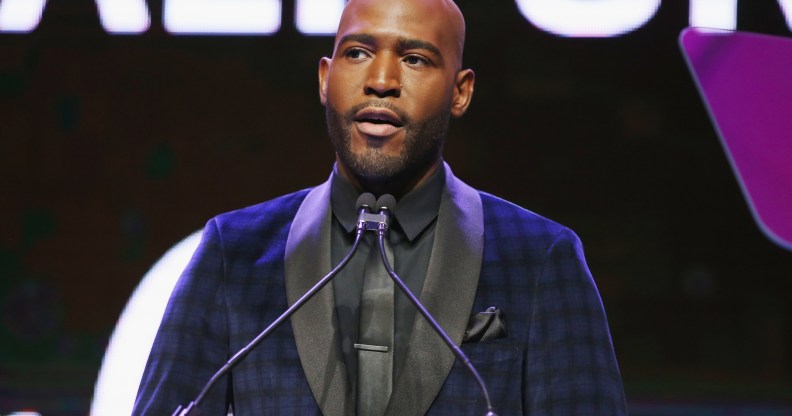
[318,57,331,106]
[450,68,475,118]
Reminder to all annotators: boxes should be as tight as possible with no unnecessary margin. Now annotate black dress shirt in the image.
[330,164,446,391]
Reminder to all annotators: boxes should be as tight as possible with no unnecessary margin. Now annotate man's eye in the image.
[404,55,429,67]
[345,49,369,60]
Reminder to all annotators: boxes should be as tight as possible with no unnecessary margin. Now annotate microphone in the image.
[171,193,376,416]
[356,192,377,232]
[372,194,498,416]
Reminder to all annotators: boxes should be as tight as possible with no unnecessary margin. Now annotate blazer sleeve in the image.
[133,219,232,415]
[524,227,627,415]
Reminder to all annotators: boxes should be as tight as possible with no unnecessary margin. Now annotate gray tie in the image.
[355,234,394,416]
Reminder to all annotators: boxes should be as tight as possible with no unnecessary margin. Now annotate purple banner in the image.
[681,28,792,251]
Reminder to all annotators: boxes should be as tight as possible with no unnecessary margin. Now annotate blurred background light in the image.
[295,0,344,35]
[0,0,149,33]
[690,0,738,30]
[91,231,202,416]
[0,0,46,32]
[514,0,661,37]
[779,0,792,29]
[96,0,150,34]
[164,0,281,35]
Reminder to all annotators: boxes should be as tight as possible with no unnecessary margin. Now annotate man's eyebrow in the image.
[336,34,442,58]
[397,38,441,57]
[337,33,377,47]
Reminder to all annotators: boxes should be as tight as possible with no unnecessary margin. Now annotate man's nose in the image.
[364,54,401,98]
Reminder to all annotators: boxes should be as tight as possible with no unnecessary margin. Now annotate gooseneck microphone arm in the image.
[375,195,498,416]
[172,193,378,416]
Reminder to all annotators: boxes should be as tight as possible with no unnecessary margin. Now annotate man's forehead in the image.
[334,0,465,62]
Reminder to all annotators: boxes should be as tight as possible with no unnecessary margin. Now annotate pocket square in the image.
[462,306,507,344]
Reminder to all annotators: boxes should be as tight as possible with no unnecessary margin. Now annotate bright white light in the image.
[91,230,202,416]
[0,0,46,32]
[690,0,738,30]
[96,0,150,34]
[0,0,149,33]
[515,0,662,37]
[295,0,344,35]
[164,0,281,34]
[778,0,792,29]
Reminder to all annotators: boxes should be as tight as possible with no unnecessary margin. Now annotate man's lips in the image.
[353,107,404,137]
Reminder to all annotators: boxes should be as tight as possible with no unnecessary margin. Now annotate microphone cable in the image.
[375,195,498,416]
[173,193,377,416]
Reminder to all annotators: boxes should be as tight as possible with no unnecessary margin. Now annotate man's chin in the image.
[343,156,407,183]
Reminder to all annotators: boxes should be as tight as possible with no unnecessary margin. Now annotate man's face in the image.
[319,0,474,190]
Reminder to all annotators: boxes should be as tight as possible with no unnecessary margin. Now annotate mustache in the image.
[344,100,411,124]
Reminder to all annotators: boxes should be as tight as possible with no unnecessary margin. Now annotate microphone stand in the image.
[376,209,498,416]
[172,201,373,416]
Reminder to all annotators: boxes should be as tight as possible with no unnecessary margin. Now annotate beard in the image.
[326,99,449,187]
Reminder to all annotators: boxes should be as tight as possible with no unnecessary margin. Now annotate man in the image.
[133,0,627,414]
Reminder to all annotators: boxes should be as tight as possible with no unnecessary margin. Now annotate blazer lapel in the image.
[285,179,353,416]
[386,163,485,416]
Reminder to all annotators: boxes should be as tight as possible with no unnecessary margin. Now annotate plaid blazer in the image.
[133,164,626,415]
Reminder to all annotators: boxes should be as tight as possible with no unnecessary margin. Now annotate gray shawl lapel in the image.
[285,164,484,416]
[285,179,353,416]
[385,163,485,416]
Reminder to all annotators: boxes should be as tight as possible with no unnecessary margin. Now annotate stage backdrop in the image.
[2,1,792,414]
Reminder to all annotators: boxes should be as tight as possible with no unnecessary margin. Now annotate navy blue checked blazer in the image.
[133,164,626,415]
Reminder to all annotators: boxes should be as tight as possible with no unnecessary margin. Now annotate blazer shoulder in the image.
[477,191,577,244]
[211,188,313,231]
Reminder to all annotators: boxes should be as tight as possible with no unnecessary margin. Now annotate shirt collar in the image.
[330,163,445,242]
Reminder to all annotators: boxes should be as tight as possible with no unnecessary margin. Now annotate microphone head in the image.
[356,192,377,212]
[375,194,397,212]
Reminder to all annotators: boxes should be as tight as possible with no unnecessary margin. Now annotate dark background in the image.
[2,0,792,414]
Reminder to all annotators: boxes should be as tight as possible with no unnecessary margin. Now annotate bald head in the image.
[335,0,467,69]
